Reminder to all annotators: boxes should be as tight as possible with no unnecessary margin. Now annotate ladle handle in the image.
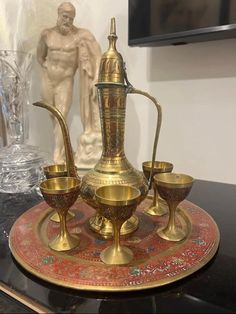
[125,73,162,190]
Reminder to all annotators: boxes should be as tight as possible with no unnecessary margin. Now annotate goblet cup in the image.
[142,161,173,216]
[43,164,68,179]
[95,185,141,265]
[154,173,194,242]
[40,177,80,251]
[43,164,75,222]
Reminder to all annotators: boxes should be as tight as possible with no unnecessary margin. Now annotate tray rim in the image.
[9,199,220,292]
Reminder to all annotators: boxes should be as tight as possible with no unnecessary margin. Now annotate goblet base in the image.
[49,233,80,251]
[89,214,139,239]
[50,210,75,223]
[157,226,187,242]
[100,245,134,265]
[145,198,168,216]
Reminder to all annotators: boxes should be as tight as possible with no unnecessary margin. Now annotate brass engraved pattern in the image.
[98,87,126,157]
[157,186,192,203]
[81,83,149,205]
[80,18,149,218]
[81,168,148,208]
[83,170,145,186]
[95,158,133,173]
[41,189,79,210]
[98,204,135,222]
[98,57,124,83]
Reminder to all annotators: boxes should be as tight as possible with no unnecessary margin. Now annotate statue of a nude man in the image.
[37,2,102,167]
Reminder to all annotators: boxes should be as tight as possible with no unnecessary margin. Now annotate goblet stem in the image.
[58,210,68,239]
[146,182,167,216]
[152,183,157,207]
[165,202,178,234]
[89,214,138,238]
[157,200,186,241]
[100,219,133,265]
[48,208,80,251]
[50,210,75,223]
[113,220,122,253]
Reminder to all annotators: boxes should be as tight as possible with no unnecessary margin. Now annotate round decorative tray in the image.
[9,197,220,292]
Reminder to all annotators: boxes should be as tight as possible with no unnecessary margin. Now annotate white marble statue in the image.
[37,1,102,168]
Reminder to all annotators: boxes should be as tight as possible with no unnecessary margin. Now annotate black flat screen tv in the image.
[128,0,236,46]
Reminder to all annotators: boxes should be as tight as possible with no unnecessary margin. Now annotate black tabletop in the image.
[0,179,235,313]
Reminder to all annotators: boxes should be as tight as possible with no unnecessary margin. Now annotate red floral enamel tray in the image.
[9,197,220,292]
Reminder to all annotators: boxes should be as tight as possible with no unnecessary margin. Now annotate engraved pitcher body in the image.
[80,18,162,237]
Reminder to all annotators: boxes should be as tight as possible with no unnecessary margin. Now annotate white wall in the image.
[147,43,236,185]
[13,0,236,184]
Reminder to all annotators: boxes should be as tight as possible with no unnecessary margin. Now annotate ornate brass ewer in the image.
[80,18,162,237]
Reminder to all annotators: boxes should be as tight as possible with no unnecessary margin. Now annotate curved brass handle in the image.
[125,71,162,190]
[33,101,78,178]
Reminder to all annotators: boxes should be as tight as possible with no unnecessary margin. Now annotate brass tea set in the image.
[34,18,194,265]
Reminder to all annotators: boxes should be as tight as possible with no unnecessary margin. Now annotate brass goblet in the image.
[40,177,80,251]
[142,161,173,216]
[95,185,141,265]
[43,164,68,178]
[43,164,75,223]
[154,173,194,242]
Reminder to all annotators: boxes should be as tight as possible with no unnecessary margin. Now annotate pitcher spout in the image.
[33,101,78,179]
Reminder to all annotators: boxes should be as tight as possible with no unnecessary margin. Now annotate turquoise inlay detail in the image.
[95,238,107,244]
[192,239,206,246]
[146,246,155,253]
[42,255,54,265]
[130,267,141,276]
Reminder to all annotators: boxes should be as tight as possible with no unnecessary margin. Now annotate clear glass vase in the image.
[0,50,50,193]
[0,50,31,145]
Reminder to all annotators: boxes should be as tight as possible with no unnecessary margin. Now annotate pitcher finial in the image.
[98,17,124,85]
[110,17,116,36]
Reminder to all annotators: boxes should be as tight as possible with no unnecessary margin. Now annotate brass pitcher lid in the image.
[97,17,125,86]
